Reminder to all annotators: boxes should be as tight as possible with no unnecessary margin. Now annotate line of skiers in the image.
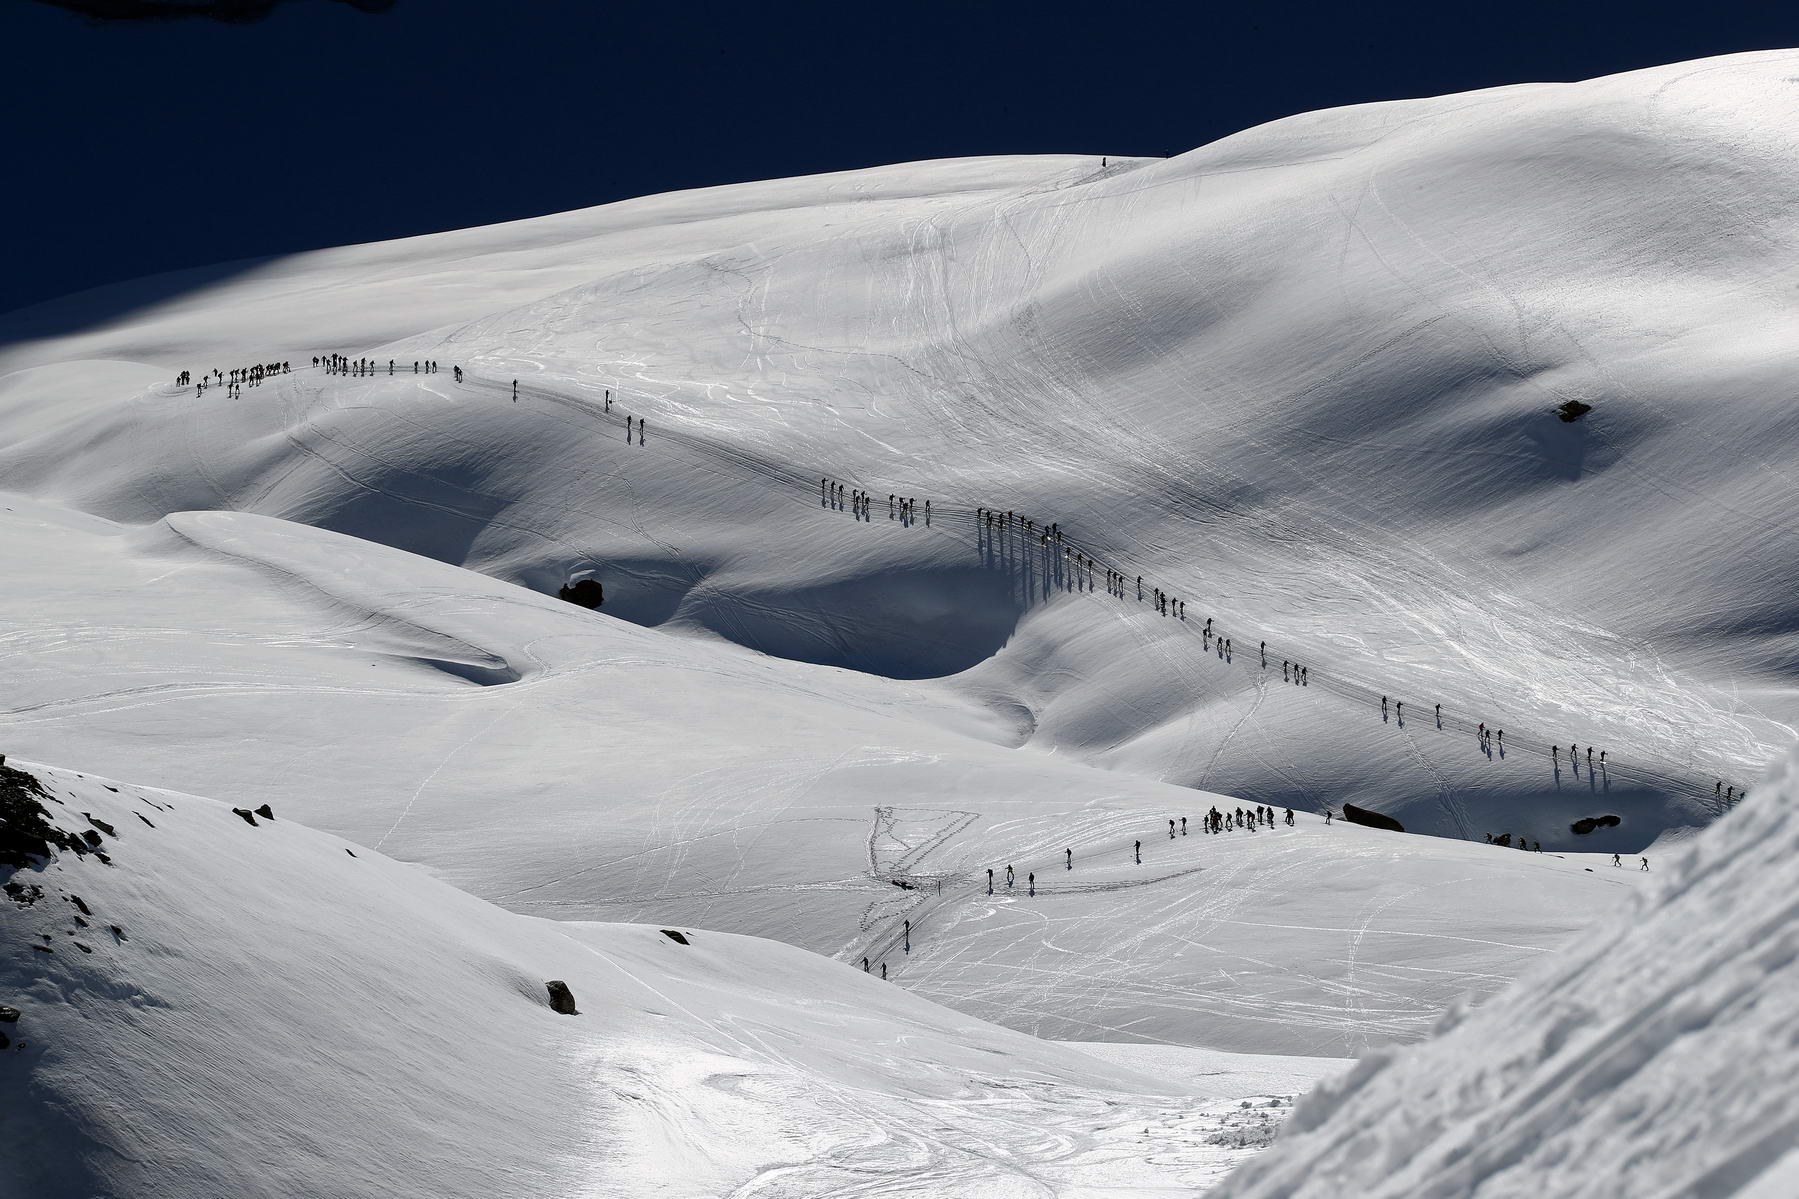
[182,360,291,397]
[1202,804,1289,833]
[316,355,442,377]
[823,479,928,525]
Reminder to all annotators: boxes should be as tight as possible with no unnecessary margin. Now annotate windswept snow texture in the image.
[0,761,1342,1198]
[2,49,1797,1062]
[1214,750,1799,1199]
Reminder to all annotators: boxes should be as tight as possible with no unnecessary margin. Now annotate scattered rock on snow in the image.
[255,804,274,820]
[4,882,44,907]
[546,980,578,1015]
[0,1006,20,1023]
[660,929,691,945]
[0,763,81,869]
[231,808,258,826]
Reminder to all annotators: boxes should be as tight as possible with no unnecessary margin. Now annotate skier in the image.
[1006,864,1014,888]
[987,867,994,893]
[1169,819,1176,840]
[512,379,518,401]
[1180,816,1187,835]
[1326,810,1333,825]
[1284,808,1294,826]
[1065,848,1072,870]
[1134,840,1141,864]
[1641,858,1650,871]
[1612,853,1621,867]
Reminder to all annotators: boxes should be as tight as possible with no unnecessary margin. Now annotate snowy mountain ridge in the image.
[2,44,1798,1197]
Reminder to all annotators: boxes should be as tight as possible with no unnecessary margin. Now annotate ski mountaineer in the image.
[512,379,518,400]
[1065,848,1072,870]
[1134,840,1141,864]
[1169,819,1176,840]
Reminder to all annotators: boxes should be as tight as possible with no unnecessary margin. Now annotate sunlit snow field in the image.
[4,46,1798,1198]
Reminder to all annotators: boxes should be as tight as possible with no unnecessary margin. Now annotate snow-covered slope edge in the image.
[0,757,1337,1198]
[1214,747,1799,1199]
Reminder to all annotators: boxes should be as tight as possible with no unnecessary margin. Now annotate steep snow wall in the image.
[1215,748,1799,1197]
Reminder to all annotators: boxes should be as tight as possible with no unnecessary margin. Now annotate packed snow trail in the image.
[443,365,1750,808]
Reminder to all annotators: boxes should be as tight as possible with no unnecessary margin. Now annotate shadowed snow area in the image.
[1214,747,1799,1198]
[0,760,1343,1198]
[1,47,1797,1192]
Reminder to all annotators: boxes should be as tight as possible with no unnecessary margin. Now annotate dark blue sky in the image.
[6,0,1797,315]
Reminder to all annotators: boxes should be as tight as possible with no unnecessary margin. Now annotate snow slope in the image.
[2,49,1795,1064]
[0,757,1345,1198]
[4,52,1794,841]
[0,495,1646,1056]
[1214,748,1799,1199]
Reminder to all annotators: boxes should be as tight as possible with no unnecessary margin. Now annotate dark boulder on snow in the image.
[0,1006,20,1023]
[1342,803,1405,834]
[84,815,117,838]
[232,808,258,826]
[660,929,690,945]
[545,980,579,1015]
[1570,814,1623,835]
[254,804,274,820]
[558,579,604,609]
